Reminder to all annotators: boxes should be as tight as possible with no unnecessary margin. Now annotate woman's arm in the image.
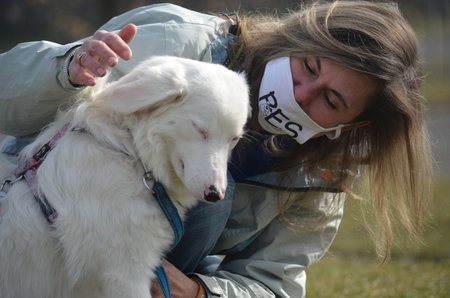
[0,40,83,136]
[0,28,135,137]
[203,191,345,298]
[151,190,344,298]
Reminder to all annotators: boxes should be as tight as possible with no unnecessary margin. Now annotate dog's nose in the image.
[204,185,224,202]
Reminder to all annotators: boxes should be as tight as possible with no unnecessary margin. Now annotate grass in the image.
[307,177,450,297]
[307,257,450,298]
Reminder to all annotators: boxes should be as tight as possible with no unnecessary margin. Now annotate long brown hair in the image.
[236,0,433,260]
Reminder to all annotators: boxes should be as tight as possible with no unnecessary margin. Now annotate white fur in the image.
[0,56,250,298]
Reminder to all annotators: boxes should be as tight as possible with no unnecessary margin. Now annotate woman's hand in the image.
[151,259,201,298]
[68,23,137,86]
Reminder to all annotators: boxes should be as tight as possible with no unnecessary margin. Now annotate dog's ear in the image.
[95,58,188,114]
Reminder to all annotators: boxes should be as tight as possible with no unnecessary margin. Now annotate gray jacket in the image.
[0,4,346,297]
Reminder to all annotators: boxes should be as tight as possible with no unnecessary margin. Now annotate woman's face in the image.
[290,56,376,128]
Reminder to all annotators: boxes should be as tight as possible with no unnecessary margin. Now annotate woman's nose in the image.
[293,81,320,108]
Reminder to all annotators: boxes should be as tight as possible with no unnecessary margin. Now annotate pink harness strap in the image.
[14,123,71,223]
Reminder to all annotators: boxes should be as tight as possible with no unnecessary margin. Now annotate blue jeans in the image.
[165,173,235,273]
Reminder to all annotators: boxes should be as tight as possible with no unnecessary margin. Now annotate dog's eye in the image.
[192,121,208,140]
[199,129,208,140]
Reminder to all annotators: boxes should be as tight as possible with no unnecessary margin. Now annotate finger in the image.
[68,41,116,85]
[150,279,163,298]
[93,28,134,62]
[117,23,137,60]
[68,47,95,86]
[119,23,137,45]
[74,48,108,78]
[82,39,119,67]
[68,56,97,86]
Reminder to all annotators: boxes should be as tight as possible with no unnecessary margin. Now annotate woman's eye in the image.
[304,58,314,74]
[325,93,338,110]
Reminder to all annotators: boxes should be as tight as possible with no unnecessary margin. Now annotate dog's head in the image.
[93,56,250,204]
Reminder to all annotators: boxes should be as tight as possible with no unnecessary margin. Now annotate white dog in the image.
[0,56,250,298]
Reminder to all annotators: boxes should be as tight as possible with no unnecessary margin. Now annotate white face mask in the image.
[258,56,349,144]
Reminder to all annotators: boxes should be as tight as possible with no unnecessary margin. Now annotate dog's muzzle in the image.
[204,185,224,202]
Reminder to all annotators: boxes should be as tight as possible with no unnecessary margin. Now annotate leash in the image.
[144,174,184,243]
[142,171,184,298]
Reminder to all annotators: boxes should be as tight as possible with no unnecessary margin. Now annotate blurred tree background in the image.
[1,0,449,104]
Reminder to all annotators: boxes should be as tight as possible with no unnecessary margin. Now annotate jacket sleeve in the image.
[0,41,84,136]
[194,190,345,298]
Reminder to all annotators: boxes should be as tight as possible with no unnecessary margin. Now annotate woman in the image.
[0,1,432,297]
